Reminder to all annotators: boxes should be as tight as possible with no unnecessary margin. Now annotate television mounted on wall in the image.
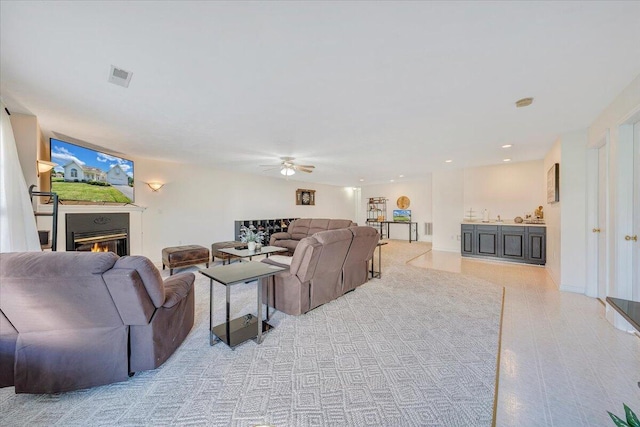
[50,138,135,204]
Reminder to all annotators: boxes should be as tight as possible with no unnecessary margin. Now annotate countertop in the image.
[461,220,546,228]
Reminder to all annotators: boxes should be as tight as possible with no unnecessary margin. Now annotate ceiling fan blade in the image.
[259,164,281,167]
[296,164,315,169]
[296,167,314,173]
[262,167,280,172]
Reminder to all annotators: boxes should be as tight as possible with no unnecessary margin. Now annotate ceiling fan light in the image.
[281,167,295,176]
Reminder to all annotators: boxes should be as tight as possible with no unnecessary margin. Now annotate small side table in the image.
[200,261,286,348]
[370,241,388,279]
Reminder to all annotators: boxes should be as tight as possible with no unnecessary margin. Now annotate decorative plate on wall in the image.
[397,196,410,209]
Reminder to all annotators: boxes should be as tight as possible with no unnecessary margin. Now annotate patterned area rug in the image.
[0,241,504,426]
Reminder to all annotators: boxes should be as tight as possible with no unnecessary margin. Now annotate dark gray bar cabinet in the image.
[461,222,546,265]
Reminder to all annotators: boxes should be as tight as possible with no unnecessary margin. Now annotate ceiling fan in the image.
[261,157,315,176]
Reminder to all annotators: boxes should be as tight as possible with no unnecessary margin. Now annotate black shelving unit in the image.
[234,218,298,245]
[29,185,59,251]
[366,197,387,239]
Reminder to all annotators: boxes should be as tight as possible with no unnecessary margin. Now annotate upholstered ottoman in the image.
[211,241,247,264]
[162,245,209,275]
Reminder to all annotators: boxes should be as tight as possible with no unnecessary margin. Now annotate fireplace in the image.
[66,213,130,256]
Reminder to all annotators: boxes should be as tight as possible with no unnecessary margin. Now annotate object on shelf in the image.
[482,209,489,223]
[367,197,387,223]
[465,208,477,221]
[514,216,524,223]
[535,205,544,219]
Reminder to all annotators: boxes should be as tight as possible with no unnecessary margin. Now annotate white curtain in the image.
[0,103,41,252]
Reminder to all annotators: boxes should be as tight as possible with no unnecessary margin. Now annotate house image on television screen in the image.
[63,161,129,185]
[50,138,135,204]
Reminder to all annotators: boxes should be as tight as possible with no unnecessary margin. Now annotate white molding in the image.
[560,285,586,294]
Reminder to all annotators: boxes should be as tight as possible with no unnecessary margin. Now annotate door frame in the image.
[585,133,608,299]
[606,106,640,330]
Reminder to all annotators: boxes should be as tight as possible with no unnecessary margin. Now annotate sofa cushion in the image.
[0,252,124,334]
[308,219,331,235]
[289,218,312,240]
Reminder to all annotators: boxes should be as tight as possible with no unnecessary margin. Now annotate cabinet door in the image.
[476,225,499,256]
[501,226,526,260]
[527,229,546,264]
[461,226,474,254]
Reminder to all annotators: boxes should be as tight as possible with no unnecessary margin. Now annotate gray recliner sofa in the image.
[260,226,379,315]
[0,251,195,394]
[270,218,356,255]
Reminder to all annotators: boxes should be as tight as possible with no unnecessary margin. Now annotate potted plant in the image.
[239,225,265,252]
[608,404,639,427]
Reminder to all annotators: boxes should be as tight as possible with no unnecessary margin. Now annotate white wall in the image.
[432,161,545,252]
[463,160,545,221]
[135,158,357,262]
[10,114,39,191]
[559,129,588,293]
[544,139,561,287]
[432,170,464,251]
[360,177,432,242]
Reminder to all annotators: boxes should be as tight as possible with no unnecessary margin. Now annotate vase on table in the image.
[247,241,256,252]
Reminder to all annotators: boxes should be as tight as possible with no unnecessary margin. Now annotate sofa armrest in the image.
[162,273,195,308]
[270,232,292,245]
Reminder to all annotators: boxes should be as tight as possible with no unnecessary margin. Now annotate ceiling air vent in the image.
[108,65,133,88]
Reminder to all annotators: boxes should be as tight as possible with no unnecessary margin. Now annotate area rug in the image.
[0,241,504,427]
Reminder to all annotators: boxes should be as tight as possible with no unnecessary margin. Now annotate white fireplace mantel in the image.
[36,203,146,253]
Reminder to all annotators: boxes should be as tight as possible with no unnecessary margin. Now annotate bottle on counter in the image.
[482,209,489,222]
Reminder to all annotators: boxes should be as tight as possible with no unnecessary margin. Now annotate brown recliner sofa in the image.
[261,226,379,315]
[270,218,356,255]
[342,226,380,294]
[0,251,195,394]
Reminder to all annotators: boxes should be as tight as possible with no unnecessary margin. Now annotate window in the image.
[70,168,77,178]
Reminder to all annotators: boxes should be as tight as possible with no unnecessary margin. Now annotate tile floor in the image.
[407,249,640,426]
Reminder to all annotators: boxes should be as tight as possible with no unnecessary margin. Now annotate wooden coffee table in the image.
[200,261,286,348]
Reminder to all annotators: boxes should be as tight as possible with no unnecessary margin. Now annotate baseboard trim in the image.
[560,285,585,294]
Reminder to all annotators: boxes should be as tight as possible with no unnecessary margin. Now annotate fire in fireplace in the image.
[66,213,130,256]
[73,229,128,255]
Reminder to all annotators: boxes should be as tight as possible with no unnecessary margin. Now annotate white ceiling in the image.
[2,1,640,186]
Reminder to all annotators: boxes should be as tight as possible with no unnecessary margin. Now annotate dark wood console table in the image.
[372,221,418,242]
[606,297,640,332]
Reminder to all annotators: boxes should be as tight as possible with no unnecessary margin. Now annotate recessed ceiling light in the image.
[502,144,512,148]
[390,179,395,182]
[503,158,511,162]
[399,175,404,178]
[359,178,364,182]
[445,159,453,163]
[515,97,533,108]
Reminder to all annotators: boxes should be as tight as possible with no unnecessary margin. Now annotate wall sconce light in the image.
[146,182,164,192]
[36,160,57,177]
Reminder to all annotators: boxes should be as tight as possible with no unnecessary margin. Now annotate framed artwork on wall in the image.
[296,189,315,205]
[547,163,559,203]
